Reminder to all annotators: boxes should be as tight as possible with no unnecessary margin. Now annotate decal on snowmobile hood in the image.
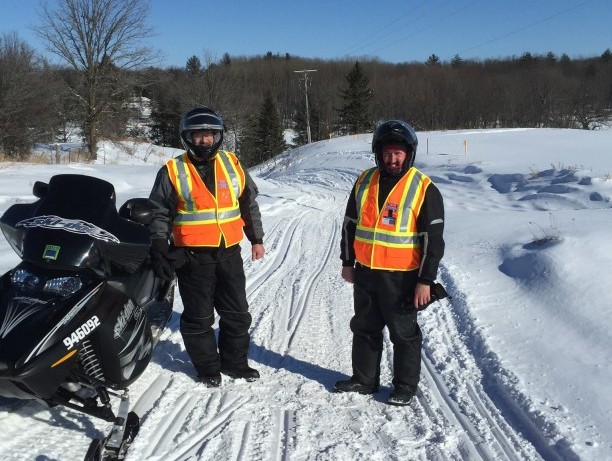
[42,244,61,260]
[0,296,46,339]
[114,299,142,339]
[16,215,120,243]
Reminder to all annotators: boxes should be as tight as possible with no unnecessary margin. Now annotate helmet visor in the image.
[189,130,222,145]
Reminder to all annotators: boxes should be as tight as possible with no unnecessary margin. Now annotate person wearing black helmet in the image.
[335,120,445,406]
[148,107,265,388]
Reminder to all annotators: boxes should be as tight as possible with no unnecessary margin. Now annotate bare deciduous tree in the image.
[35,0,158,160]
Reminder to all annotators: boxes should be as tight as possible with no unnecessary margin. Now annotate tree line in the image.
[1,0,611,166]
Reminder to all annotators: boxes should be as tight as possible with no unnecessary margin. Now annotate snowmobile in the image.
[0,174,174,461]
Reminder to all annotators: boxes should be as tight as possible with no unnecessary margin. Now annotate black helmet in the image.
[371,120,418,174]
[179,107,225,161]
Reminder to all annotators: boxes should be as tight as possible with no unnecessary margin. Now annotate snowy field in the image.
[1,128,612,460]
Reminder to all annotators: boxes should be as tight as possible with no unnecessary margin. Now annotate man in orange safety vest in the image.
[335,120,445,406]
[148,107,265,388]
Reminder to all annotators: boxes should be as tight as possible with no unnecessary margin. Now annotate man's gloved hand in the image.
[150,238,175,281]
[414,282,450,311]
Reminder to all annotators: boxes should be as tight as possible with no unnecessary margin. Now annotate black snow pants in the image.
[176,250,252,376]
[350,264,422,390]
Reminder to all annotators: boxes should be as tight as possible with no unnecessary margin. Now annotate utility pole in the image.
[294,69,317,143]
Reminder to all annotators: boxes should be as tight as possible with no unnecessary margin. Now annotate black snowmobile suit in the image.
[148,152,264,376]
[340,169,445,390]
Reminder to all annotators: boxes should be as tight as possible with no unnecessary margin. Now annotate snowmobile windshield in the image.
[0,174,151,275]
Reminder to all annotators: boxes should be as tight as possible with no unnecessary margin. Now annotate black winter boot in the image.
[334,377,378,395]
[199,373,222,388]
[220,365,260,382]
[387,385,417,406]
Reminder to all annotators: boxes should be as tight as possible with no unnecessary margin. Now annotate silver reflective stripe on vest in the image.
[354,169,377,209]
[398,169,425,232]
[174,207,241,224]
[175,155,196,212]
[218,151,241,198]
[355,227,420,245]
[218,208,241,220]
[174,210,216,223]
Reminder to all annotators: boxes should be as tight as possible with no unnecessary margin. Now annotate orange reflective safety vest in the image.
[166,151,246,247]
[353,167,431,271]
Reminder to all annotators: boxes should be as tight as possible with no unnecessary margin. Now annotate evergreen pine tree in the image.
[451,54,463,68]
[336,61,373,135]
[149,98,182,148]
[426,54,441,66]
[237,113,260,167]
[186,55,202,75]
[294,106,308,146]
[257,92,286,161]
[239,93,286,167]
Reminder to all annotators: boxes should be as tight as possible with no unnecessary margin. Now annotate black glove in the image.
[414,282,450,311]
[150,239,175,281]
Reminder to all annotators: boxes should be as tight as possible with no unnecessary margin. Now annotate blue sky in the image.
[1,0,610,67]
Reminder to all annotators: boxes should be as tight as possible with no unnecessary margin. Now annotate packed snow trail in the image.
[126,145,559,461]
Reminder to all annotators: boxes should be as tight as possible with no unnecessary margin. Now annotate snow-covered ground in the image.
[1,128,612,460]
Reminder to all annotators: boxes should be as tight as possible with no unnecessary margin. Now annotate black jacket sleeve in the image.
[239,169,265,244]
[340,182,358,266]
[416,183,445,284]
[148,165,177,241]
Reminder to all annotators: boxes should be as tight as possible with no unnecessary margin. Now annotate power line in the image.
[342,0,434,56]
[368,0,481,57]
[458,0,597,56]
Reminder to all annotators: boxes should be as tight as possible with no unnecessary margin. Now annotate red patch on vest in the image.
[383,203,398,225]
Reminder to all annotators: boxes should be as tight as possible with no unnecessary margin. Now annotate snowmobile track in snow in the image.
[418,263,574,461]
